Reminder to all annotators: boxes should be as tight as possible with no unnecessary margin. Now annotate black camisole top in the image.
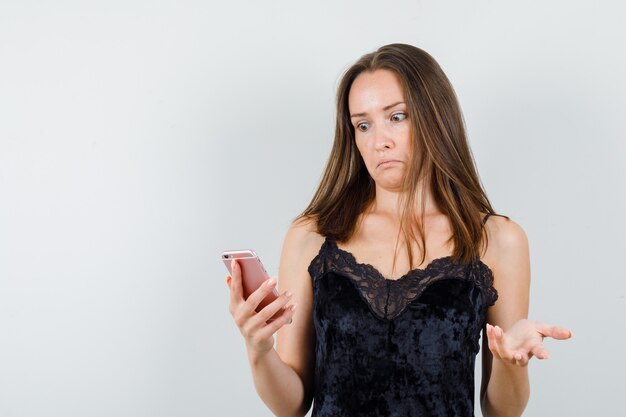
[307,214,506,417]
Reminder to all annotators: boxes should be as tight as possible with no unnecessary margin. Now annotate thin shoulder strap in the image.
[482,213,510,225]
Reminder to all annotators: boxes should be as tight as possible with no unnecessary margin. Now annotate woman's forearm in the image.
[247,347,310,417]
[481,360,530,417]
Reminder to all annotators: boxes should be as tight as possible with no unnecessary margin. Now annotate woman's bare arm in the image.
[480,216,572,417]
[480,217,531,417]
[226,218,321,417]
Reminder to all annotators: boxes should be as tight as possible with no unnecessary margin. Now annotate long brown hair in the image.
[299,43,501,266]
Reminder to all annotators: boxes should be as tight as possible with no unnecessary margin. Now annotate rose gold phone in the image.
[222,249,281,321]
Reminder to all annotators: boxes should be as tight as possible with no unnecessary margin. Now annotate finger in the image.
[254,304,297,340]
[530,344,551,360]
[485,324,497,356]
[485,324,503,359]
[537,324,573,340]
[244,277,279,314]
[252,290,294,325]
[229,259,244,302]
[492,325,514,361]
[513,351,529,367]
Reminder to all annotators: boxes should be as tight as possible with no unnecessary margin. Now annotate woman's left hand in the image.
[486,319,572,367]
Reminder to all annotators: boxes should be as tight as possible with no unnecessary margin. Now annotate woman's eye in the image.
[357,122,369,132]
[391,112,407,122]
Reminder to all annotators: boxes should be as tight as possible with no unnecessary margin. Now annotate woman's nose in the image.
[373,124,393,150]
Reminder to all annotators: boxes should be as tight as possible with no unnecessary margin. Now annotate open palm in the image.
[486,319,572,366]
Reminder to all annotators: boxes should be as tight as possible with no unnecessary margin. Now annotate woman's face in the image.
[348,69,412,192]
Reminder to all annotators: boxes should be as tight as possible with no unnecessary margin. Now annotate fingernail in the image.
[266,278,276,287]
[285,291,293,298]
[291,304,297,312]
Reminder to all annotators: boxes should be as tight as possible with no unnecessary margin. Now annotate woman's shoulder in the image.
[281,216,326,269]
[481,213,529,275]
[287,216,325,246]
[482,213,528,253]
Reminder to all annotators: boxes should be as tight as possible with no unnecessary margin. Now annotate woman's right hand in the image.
[226,259,297,358]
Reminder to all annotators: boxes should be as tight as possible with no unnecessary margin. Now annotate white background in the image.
[1,1,624,416]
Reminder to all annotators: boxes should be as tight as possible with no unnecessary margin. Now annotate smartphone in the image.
[221,249,281,320]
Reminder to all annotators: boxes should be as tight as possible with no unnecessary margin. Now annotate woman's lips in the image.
[377,159,400,168]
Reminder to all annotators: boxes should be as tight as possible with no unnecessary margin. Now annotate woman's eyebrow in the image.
[350,101,405,119]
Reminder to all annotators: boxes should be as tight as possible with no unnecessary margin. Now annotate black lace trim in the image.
[308,239,498,320]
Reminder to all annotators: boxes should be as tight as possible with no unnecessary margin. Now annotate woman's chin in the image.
[374,179,405,193]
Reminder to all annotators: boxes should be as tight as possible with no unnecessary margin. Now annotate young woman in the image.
[226,43,572,417]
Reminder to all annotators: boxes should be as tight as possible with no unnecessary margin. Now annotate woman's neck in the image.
[371,185,440,218]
